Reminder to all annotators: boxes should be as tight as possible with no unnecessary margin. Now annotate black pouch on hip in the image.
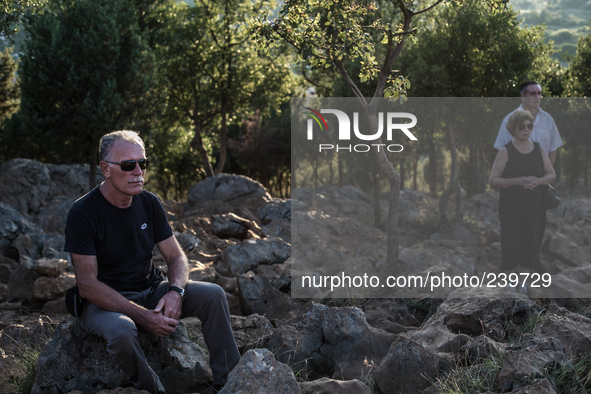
[65,284,86,318]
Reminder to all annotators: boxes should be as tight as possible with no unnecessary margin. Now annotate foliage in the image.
[0,0,43,39]
[401,0,560,200]
[0,46,19,125]
[4,0,162,190]
[227,103,292,198]
[155,0,297,179]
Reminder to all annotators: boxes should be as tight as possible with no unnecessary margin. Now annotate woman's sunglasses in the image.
[517,124,534,131]
[104,159,149,171]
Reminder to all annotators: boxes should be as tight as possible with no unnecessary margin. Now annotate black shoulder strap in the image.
[534,142,544,166]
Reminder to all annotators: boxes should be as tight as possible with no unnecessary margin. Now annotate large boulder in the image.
[237,274,300,320]
[32,319,212,394]
[0,160,102,234]
[408,287,537,357]
[535,303,591,362]
[224,238,291,275]
[373,336,452,394]
[498,334,567,393]
[299,377,372,394]
[184,174,272,221]
[219,348,301,394]
[268,303,397,380]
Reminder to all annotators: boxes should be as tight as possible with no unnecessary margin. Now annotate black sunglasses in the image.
[517,124,533,131]
[104,158,149,171]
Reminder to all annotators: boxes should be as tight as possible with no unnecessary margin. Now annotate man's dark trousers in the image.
[79,280,240,394]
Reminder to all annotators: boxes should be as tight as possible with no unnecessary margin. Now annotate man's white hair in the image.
[99,130,145,162]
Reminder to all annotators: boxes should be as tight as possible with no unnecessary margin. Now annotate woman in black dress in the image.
[489,109,556,278]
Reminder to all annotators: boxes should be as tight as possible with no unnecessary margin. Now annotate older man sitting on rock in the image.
[64,130,240,394]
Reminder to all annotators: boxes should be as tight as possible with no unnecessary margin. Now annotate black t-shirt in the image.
[64,186,172,292]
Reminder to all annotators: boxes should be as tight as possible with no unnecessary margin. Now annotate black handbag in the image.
[535,143,561,210]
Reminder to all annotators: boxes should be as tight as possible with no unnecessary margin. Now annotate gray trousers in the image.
[80,280,240,393]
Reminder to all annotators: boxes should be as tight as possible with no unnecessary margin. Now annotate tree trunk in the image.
[214,96,228,175]
[373,169,381,228]
[428,139,437,198]
[364,108,400,272]
[439,103,463,225]
[412,146,418,190]
[585,146,590,187]
[190,121,214,177]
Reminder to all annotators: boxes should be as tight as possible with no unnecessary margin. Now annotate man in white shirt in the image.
[494,81,564,164]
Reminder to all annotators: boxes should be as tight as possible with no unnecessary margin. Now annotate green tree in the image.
[253,0,458,269]
[402,0,557,222]
[8,0,161,189]
[157,0,296,178]
[0,47,18,125]
[563,26,591,187]
[0,0,42,39]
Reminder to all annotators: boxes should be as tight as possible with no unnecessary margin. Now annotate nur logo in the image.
[303,107,418,153]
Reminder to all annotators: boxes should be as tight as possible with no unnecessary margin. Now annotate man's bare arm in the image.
[157,235,189,289]
[153,235,189,320]
[71,253,178,338]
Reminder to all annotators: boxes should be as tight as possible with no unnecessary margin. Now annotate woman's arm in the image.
[489,147,533,189]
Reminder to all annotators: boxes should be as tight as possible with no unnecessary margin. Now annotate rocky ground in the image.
[1,158,591,394]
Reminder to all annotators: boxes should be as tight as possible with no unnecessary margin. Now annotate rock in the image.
[299,377,372,394]
[498,334,566,392]
[211,213,252,239]
[219,348,301,394]
[261,218,291,242]
[185,174,272,221]
[506,378,557,394]
[237,274,299,320]
[528,262,591,298]
[34,258,68,278]
[32,273,76,302]
[0,159,52,216]
[253,259,291,291]
[408,287,537,359]
[268,303,397,380]
[32,319,212,394]
[0,160,101,233]
[548,231,591,267]
[258,199,291,223]
[373,336,452,394]
[41,296,69,316]
[460,335,505,363]
[183,314,275,355]
[214,273,238,293]
[224,238,291,275]
[215,212,264,240]
[6,256,41,303]
[188,260,216,283]
[67,389,150,394]
[362,299,420,334]
[0,283,7,303]
[430,224,479,246]
[399,189,438,225]
[36,196,77,235]
[535,303,591,361]
[0,202,40,257]
[174,231,200,253]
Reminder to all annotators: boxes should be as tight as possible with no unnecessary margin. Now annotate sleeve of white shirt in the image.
[548,117,564,152]
[493,115,512,150]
